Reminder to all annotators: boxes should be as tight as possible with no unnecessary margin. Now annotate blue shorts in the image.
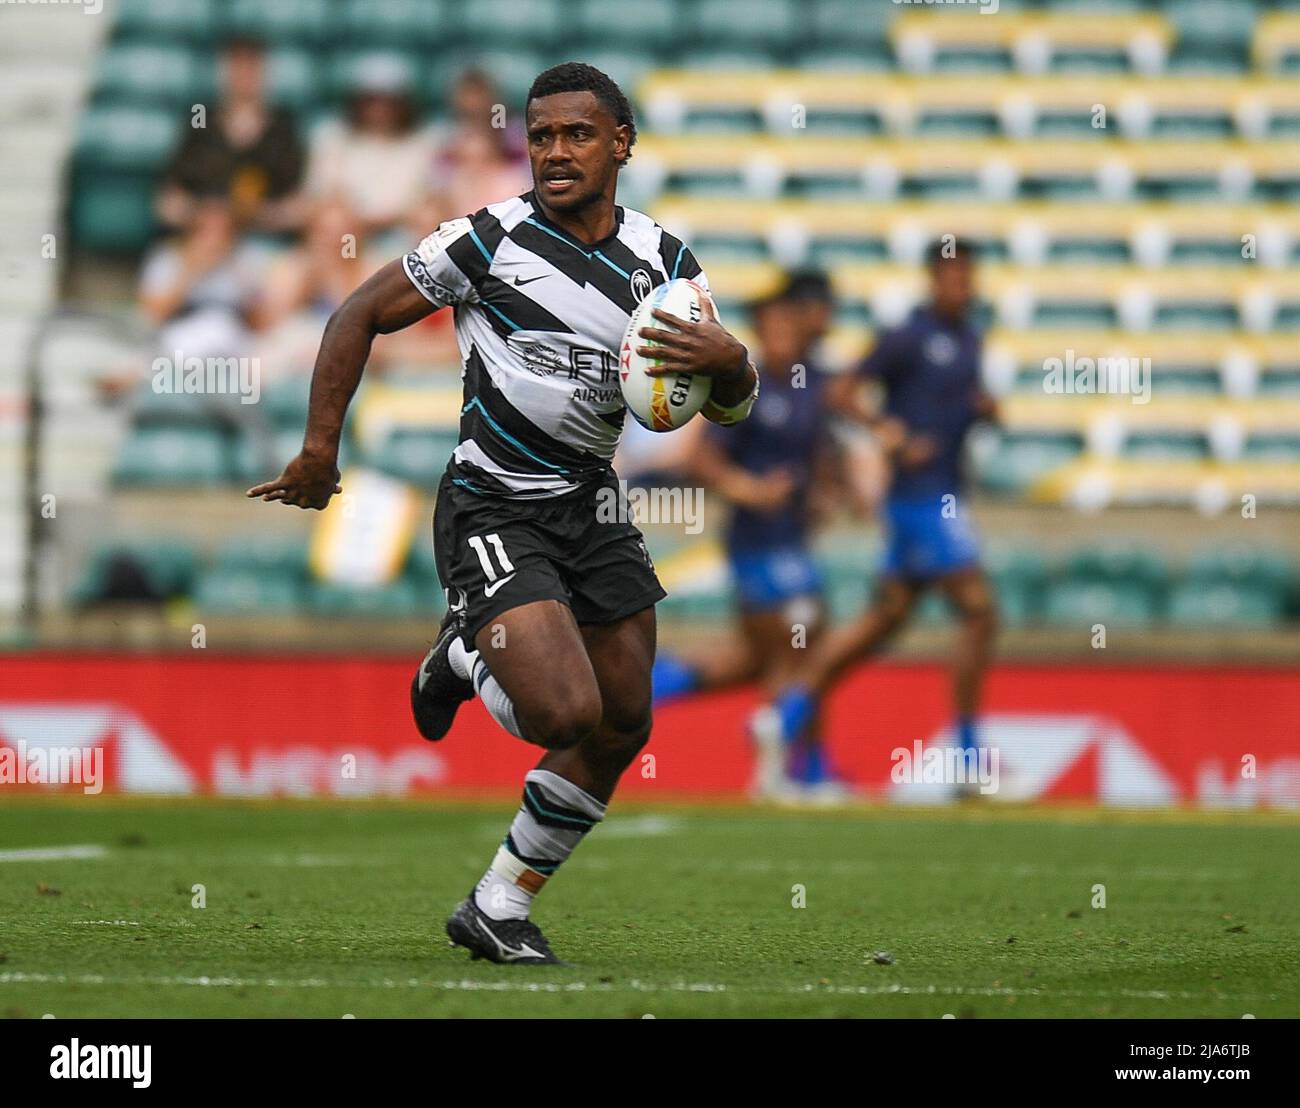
[881,494,981,582]
[728,544,823,611]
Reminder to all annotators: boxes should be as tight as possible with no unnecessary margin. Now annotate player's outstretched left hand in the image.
[637,299,747,380]
[246,450,342,510]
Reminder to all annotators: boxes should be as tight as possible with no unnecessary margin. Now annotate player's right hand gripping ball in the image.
[619,277,714,432]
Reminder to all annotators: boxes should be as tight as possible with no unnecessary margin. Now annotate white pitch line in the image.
[0,844,107,863]
[0,971,1274,1003]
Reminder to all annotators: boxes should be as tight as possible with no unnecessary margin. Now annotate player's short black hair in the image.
[525,62,637,164]
[927,237,976,269]
[751,268,834,315]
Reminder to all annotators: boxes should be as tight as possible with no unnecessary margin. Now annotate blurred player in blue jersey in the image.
[758,239,999,794]
[653,271,851,799]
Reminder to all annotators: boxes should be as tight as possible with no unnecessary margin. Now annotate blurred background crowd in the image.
[3,0,1300,662]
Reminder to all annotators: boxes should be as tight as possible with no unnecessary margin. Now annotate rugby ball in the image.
[618,278,714,433]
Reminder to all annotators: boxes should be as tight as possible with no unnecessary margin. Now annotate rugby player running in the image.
[248,64,758,964]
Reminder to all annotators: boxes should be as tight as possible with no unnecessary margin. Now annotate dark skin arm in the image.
[246,259,434,509]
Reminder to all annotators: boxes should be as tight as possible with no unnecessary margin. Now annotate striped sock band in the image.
[473,769,607,921]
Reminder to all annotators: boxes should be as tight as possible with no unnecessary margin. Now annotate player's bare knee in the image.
[527,688,603,750]
[584,713,652,770]
[962,599,998,641]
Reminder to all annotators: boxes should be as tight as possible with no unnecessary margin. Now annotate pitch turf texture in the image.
[1,799,1296,1018]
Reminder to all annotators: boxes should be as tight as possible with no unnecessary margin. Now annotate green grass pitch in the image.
[1,799,1296,1018]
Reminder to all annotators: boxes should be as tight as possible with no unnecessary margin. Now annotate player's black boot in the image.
[445,894,561,965]
[410,608,475,742]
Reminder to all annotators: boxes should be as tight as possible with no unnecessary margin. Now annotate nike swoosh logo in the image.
[483,573,517,598]
[513,274,547,286]
[474,917,544,962]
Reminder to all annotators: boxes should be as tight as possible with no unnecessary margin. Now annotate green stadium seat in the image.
[339,0,443,47]
[193,569,303,613]
[1150,368,1223,394]
[976,432,1084,494]
[309,578,423,618]
[676,47,779,71]
[1162,0,1259,52]
[1035,111,1107,139]
[915,112,1000,138]
[112,426,231,487]
[1151,114,1234,139]
[1043,580,1159,628]
[369,428,459,490]
[579,48,663,98]
[75,105,180,171]
[690,0,799,52]
[69,170,159,253]
[71,538,198,605]
[1243,432,1300,461]
[1166,582,1282,626]
[994,578,1041,627]
[1046,239,1131,264]
[225,0,331,45]
[577,0,679,49]
[809,238,888,266]
[1257,371,1300,397]
[260,377,314,428]
[1032,302,1118,329]
[405,532,441,588]
[810,0,890,48]
[1168,240,1251,264]
[1186,544,1292,591]
[681,109,765,136]
[263,48,321,111]
[823,558,870,621]
[1051,52,1130,75]
[1167,43,1248,74]
[913,590,950,627]
[931,50,1014,75]
[214,535,310,578]
[1153,303,1238,330]
[1065,544,1170,597]
[93,43,200,107]
[799,47,893,73]
[459,0,562,47]
[112,0,217,44]
[1123,432,1210,462]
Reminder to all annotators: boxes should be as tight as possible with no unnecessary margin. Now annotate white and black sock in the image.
[473,769,607,921]
[449,635,523,739]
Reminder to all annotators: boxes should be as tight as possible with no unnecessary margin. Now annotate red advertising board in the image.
[1,654,1297,807]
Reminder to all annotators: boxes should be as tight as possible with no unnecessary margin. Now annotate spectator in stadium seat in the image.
[304,55,437,249]
[138,199,260,354]
[157,37,306,235]
[423,68,531,225]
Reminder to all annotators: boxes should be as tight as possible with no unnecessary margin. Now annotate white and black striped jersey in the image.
[400,190,709,499]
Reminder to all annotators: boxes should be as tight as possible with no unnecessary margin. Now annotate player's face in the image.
[526,91,627,213]
[754,301,804,370]
[931,256,974,319]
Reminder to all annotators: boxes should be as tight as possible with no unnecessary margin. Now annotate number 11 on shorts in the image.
[468,533,515,583]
